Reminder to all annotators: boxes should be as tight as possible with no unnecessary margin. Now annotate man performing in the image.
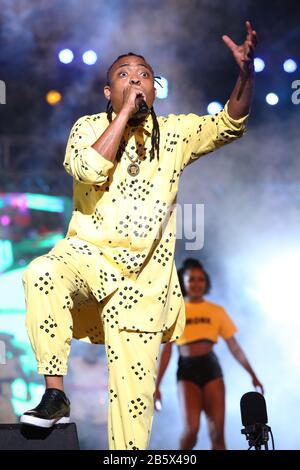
[20,21,257,450]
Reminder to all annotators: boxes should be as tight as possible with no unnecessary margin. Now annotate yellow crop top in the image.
[175,300,237,346]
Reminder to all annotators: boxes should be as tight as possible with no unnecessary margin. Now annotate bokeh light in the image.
[207,101,223,114]
[283,59,297,73]
[46,90,62,106]
[58,48,74,64]
[254,57,265,72]
[155,76,168,99]
[82,50,98,65]
[266,92,279,105]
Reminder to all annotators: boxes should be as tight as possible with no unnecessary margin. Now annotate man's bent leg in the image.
[22,253,89,376]
[20,251,95,427]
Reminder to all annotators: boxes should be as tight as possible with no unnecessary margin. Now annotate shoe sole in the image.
[20,415,70,428]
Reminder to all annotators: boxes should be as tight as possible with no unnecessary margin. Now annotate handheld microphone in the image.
[136,96,149,114]
[240,392,274,450]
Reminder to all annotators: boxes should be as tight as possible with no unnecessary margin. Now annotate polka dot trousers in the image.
[21,245,163,450]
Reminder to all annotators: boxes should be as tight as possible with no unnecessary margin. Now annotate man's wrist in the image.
[239,66,255,82]
[117,106,132,122]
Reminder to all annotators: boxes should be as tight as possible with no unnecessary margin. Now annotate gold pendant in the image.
[127,162,140,176]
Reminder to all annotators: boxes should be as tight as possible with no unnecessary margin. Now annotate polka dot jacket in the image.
[62,101,249,337]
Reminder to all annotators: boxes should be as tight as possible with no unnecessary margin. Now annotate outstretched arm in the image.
[226,336,264,394]
[223,20,258,119]
[172,21,257,169]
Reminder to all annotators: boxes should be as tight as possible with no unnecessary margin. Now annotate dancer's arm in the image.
[154,342,174,410]
[226,336,264,394]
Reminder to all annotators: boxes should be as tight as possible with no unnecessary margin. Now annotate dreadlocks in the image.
[105,52,160,162]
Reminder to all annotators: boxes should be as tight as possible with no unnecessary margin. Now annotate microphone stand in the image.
[241,423,272,450]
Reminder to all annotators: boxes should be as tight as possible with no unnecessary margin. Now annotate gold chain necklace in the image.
[122,135,150,177]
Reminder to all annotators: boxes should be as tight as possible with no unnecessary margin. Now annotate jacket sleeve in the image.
[63,115,114,185]
[178,100,249,167]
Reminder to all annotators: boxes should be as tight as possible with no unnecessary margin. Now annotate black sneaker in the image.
[20,388,70,428]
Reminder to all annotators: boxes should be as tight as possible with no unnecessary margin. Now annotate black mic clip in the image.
[241,423,272,450]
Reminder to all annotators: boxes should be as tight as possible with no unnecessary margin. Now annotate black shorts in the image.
[176,351,223,389]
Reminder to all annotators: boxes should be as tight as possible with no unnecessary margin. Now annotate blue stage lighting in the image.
[254,57,265,72]
[58,49,74,64]
[155,76,168,99]
[82,50,98,65]
[207,101,223,115]
[283,59,297,73]
[266,93,279,105]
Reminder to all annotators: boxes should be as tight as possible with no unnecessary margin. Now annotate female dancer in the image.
[154,258,263,450]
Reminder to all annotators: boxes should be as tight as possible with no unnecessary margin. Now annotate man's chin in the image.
[128,110,149,124]
[191,292,205,298]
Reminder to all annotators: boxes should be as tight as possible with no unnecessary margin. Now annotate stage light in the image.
[25,194,65,213]
[207,101,223,114]
[283,59,297,73]
[254,57,265,72]
[266,93,279,105]
[46,90,62,106]
[82,50,98,65]
[155,76,168,99]
[58,48,74,64]
[0,240,13,272]
[0,215,10,226]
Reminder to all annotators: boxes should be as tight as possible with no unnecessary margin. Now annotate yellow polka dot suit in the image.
[22,102,248,449]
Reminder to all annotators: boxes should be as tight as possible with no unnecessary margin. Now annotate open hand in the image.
[222,21,258,77]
